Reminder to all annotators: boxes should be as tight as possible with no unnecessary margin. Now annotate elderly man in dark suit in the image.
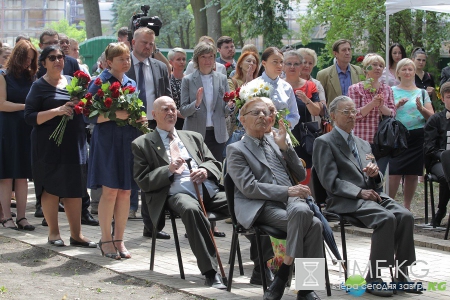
[313,96,419,297]
[132,96,228,289]
[126,27,172,238]
[227,98,323,300]
[316,39,364,105]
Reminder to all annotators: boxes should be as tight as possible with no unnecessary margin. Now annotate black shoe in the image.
[213,231,226,238]
[204,273,227,290]
[69,237,97,248]
[42,218,48,227]
[34,206,44,218]
[143,228,170,239]
[297,291,321,300]
[394,268,424,294]
[263,275,287,300]
[250,265,274,286]
[48,238,65,247]
[81,212,99,226]
[365,278,393,297]
[58,202,65,212]
[431,209,447,227]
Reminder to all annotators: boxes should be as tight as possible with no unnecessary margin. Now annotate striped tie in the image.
[261,138,292,187]
[347,133,362,169]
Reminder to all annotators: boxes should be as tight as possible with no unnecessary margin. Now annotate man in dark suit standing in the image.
[132,96,228,289]
[34,29,98,226]
[313,96,419,296]
[125,27,172,239]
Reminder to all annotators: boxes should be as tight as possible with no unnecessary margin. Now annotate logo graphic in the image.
[295,258,325,290]
[345,275,366,297]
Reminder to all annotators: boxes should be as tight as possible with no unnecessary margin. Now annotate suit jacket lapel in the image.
[149,131,169,164]
[350,65,360,84]
[148,57,159,99]
[242,136,271,169]
[329,66,342,97]
[178,131,203,166]
[193,70,205,108]
[212,72,219,108]
[332,129,363,173]
[127,55,137,80]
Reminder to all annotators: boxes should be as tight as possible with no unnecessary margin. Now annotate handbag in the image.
[372,115,409,159]
[320,103,333,134]
[298,121,321,155]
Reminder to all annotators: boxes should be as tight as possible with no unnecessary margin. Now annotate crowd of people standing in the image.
[1,27,450,298]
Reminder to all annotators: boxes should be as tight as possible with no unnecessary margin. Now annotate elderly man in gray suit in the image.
[126,27,172,239]
[227,98,323,300]
[313,96,420,297]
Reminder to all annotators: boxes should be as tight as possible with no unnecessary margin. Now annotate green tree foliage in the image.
[298,0,450,77]
[222,0,292,49]
[111,0,194,49]
[48,19,87,42]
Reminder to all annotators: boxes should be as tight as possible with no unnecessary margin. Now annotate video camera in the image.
[128,5,162,42]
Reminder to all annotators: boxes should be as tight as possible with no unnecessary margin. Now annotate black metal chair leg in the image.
[150,225,157,271]
[236,238,244,275]
[255,228,268,292]
[170,211,185,279]
[340,217,348,281]
[324,244,332,296]
[430,178,436,228]
[227,230,238,292]
[425,174,429,224]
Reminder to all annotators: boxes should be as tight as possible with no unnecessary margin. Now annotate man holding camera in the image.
[125,27,172,239]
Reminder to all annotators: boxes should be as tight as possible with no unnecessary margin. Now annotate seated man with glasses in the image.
[37,29,80,79]
[313,96,420,297]
[227,97,324,300]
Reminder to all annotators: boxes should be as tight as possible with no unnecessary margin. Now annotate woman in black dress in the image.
[24,46,95,248]
[0,40,37,230]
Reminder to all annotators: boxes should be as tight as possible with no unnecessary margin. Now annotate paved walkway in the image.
[1,183,450,299]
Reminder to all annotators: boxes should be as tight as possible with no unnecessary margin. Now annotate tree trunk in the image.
[205,0,221,42]
[82,0,102,38]
[190,0,207,42]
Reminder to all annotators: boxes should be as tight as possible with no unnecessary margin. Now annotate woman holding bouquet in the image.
[257,47,299,129]
[24,45,95,247]
[87,42,144,259]
[0,40,37,230]
[180,42,233,162]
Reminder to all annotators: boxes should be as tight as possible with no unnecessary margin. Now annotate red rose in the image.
[356,56,364,63]
[96,89,104,97]
[225,62,232,69]
[235,87,240,98]
[94,77,102,86]
[78,101,85,107]
[111,90,120,98]
[74,70,82,78]
[104,97,113,108]
[74,105,83,114]
[85,92,92,100]
[125,86,136,94]
[86,99,93,106]
[109,81,121,92]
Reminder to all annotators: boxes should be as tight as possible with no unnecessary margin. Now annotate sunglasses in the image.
[47,54,65,62]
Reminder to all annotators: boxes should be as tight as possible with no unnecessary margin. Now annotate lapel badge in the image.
[157,146,161,150]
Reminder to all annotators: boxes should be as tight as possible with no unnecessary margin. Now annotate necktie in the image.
[347,133,362,169]
[168,132,185,174]
[261,138,292,187]
[138,62,147,108]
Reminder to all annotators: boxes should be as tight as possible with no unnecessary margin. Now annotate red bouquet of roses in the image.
[50,70,91,146]
[74,78,150,134]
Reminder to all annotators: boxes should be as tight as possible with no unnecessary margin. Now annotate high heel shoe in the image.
[1,218,17,230]
[113,240,131,259]
[98,240,121,260]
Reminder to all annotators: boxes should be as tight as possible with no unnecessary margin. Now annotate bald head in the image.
[152,96,177,131]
